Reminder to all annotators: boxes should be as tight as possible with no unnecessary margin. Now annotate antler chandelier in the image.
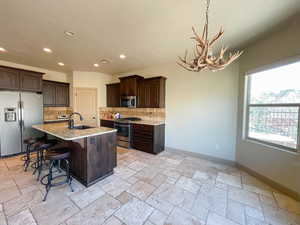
[178,0,243,72]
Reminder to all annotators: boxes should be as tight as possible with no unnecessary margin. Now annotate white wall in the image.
[116,62,239,161]
[236,19,300,196]
[0,60,70,83]
[72,71,113,108]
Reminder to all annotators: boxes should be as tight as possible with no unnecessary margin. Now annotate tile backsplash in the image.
[100,107,165,121]
[43,107,73,121]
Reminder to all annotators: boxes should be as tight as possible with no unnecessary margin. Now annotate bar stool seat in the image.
[32,140,58,180]
[45,149,70,161]
[41,147,73,201]
[24,138,37,145]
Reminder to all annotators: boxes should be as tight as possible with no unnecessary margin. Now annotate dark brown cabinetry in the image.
[43,81,56,106]
[106,83,120,107]
[131,123,165,154]
[120,75,143,96]
[67,132,117,187]
[20,70,43,92]
[0,66,43,92]
[55,83,70,106]
[100,119,115,128]
[43,80,69,107]
[138,77,166,108]
[106,75,166,108]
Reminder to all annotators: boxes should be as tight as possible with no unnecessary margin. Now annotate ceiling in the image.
[0,0,299,74]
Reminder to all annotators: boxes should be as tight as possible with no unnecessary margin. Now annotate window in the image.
[245,61,300,152]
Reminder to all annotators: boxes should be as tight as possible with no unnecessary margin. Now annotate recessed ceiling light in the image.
[43,48,52,53]
[64,31,75,37]
[120,54,126,59]
[0,47,6,52]
[94,63,99,67]
[58,62,65,66]
[100,59,111,64]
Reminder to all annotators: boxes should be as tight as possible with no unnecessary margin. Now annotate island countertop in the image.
[32,123,117,141]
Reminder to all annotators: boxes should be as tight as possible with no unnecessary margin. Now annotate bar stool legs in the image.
[42,157,73,201]
[24,143,32,172]
[43,160,55,202]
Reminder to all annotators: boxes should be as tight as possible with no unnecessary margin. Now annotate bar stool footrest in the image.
[41,174,70,186]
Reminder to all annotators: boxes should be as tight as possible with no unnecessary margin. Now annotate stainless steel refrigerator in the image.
[0,91,43,157]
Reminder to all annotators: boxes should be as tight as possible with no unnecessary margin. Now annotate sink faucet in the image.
[68,112,84,129]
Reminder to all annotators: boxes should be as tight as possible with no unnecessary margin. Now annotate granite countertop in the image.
[32,123,117,141]
[101,118,165,126]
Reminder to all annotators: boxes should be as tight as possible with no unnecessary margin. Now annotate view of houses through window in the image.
[246,61,300,151]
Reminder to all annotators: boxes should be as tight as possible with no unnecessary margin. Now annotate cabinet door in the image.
[138,79,160,108]
[106,83,120,107]
[56,83,69,106]
[137,81,146,108]
[131,124,154,153]
[20,71,42,92]
[43,81,56,106]
[120,76,143,96]
[0,67,20,90]
[120,78,129,96]
[149,85,160,108]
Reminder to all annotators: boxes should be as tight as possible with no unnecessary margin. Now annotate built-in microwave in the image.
[121,96,136,108]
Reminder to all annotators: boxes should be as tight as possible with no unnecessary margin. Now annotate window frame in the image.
[245,74,300,153]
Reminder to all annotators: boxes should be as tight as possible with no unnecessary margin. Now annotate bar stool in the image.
[41,148,73,201]
[23,137,46,172]
[32,140,58,181]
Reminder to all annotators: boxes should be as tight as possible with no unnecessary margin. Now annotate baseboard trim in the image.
[165,147,236,167]
[236,163,300,201]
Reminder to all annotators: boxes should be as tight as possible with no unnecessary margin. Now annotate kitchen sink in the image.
[70,125,95,130]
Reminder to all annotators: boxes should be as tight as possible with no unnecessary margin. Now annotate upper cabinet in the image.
[106,83,120,107]
[20,70,43,92]
[138,77,166,108]
[55,82,70,106]
[0,66,43,92]
[106,75,166,108]
[0,66,20,90]
[43,81,56,106]
[43,80,69,107]
[120,75,143,96]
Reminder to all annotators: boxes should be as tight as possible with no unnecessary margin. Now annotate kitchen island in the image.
[32,123,117,187]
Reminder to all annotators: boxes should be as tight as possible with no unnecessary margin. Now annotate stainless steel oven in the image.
[114,122,131,148]
[121,96,136,108]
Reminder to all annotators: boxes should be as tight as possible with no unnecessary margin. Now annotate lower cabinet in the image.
[100,119,165,154]
[131,123,165,154]
[100,119,115,128]
[67,133,117,187]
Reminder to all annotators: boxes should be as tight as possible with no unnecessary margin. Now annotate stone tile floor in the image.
[0,148,299,225]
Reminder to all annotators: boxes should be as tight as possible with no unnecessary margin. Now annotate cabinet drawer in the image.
[131,141,153,153]
[132,132,153,140]
[132,124,153,132]
[100,120,115,128]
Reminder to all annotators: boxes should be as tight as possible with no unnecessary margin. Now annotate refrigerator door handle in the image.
[20,101,25,130]
[18,101,22,128]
